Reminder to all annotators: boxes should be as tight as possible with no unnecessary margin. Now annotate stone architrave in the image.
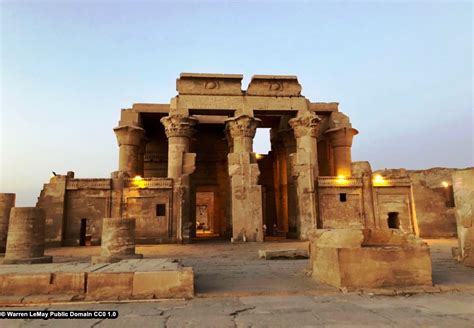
[160,115,198,242]
[113,125,146,177]
[289,111,321,240]
[324,126,358,177]
[3,207,52,264]
[225,115,263,242]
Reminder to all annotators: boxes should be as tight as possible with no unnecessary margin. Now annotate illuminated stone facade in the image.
[35,73,420,246]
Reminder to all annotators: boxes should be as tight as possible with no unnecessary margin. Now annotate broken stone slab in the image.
[258,249,309,260]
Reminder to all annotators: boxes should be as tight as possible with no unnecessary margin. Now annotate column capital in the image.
[225,115,261,139]
[324,126,359,147]
[160,115,198,138]
[113,125,145,147]
[288,112,321,138]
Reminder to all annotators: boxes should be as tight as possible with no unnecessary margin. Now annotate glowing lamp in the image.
[132,175,146,188]
[442,181,449,188]
[255,154,263,160]
[373,174,386,186]
[336,175,348,185]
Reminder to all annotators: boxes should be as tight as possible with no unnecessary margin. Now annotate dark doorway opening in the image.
[387,212,400,229]
[79,218,91,246]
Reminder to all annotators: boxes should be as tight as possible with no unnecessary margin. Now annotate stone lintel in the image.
[309,102,339,112]
[177,73,243,96]
[132,103,170,113]
[247,75,302,97]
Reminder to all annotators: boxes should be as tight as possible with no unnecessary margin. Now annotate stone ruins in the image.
[0,73,473,298]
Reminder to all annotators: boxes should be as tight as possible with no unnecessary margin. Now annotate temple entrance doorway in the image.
[195,191,219,238]
[254,111,298,240]
[79,218,91,246]
[189,120,231,241]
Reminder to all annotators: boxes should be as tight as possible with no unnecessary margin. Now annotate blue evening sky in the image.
[1,0,472,205]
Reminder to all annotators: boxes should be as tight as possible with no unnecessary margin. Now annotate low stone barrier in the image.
[0,259,194,304]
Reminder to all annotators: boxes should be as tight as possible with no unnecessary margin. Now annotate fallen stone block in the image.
[258,249,309,260]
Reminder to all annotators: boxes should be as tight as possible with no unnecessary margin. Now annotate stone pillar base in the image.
[2,255,52,265]
[91,253,143,264]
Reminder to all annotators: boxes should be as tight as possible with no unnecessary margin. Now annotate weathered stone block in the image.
[311,229,432,289]
[247,75,301,96]
[86,272,133,300]
[0,273,51,295]
[132,268,194,299]
[49,272,85,295]
[177,73,243,96]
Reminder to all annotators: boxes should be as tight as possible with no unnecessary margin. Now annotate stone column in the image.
[324,127,358,177]
[160,115,198,242]
[3,207,52,264]
[113,125,145,177]
[0,193,16,253]
[289,111,321,239]
[280,130,298,237]
[91,217,142,263]
[225,115,263,242]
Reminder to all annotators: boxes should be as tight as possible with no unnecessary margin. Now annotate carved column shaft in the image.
[289,112,321,239]
[324,127,358,177]
[225,115,264,242]
[160,115,197,242]
[161,116,197,179]
[280,130,297,234]
[114,125,145,177]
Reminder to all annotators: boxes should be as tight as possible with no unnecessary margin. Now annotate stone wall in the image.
[123,187,173,243]
[407,168,468,238]
[373,186,415,233]
[37,176,67,247]
[64,189,110,246]
[318,186,363,229]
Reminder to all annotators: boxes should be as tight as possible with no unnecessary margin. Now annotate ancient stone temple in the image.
[36,73,419,246]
